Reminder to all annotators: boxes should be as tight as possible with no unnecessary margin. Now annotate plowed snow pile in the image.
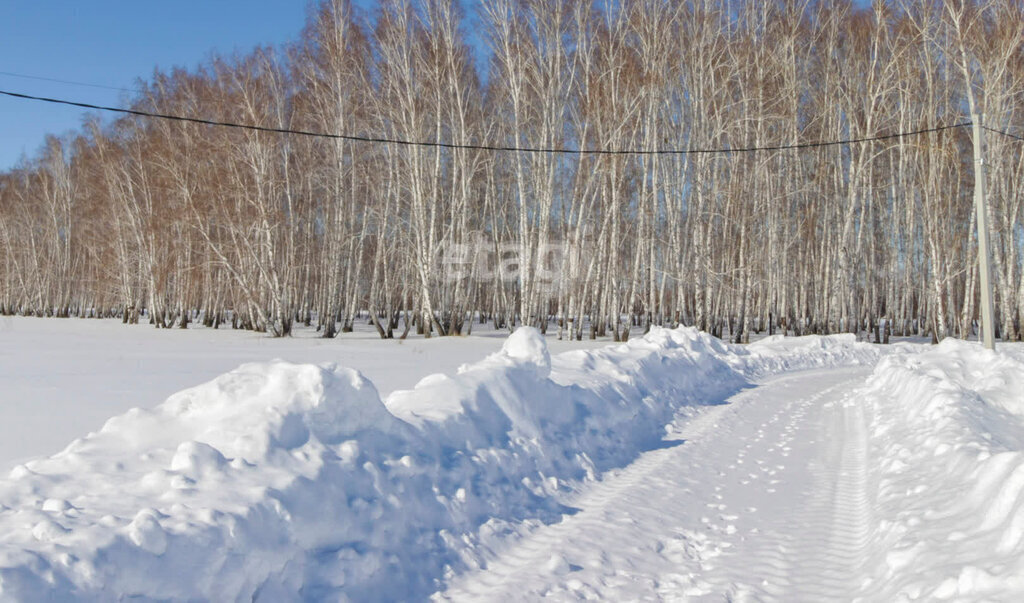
[0,327,874,600]
[3,326,1021,601]
[861,339,1024,601]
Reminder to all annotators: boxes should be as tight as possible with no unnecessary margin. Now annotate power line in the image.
[0,71,138,94]
[1,87,970,156]
[982,124,1024,142]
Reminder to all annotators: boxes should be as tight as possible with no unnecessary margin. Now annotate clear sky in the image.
[0,1,313,171]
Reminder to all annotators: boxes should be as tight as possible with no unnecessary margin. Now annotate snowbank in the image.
[861,339,1024,601]
[0,327,877,600]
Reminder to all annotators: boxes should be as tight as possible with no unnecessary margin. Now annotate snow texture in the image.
[11,324,1024,601]
[860,339,1024,601]
[0,316,611,473]
[0,326,877,600]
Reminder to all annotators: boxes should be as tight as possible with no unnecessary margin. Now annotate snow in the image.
[859,339,1024,601]
[440,365,879,600]
[442,338,1024,602]
[0,316,607,472]
[1,315,1022,601]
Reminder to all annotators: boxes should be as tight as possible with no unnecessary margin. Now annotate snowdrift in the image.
[862,339,1024,601]
[0,327,877,600]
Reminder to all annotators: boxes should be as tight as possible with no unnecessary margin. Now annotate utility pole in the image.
[971,113,996,350]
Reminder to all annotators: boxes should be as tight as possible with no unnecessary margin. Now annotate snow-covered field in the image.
[0,316,1022,601]
[0,316,608,472]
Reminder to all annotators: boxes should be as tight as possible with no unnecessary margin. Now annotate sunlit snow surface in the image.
[0,317,603,472]
[0,317,1021,601]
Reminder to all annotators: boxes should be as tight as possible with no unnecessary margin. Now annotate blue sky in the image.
[0,2,313,171]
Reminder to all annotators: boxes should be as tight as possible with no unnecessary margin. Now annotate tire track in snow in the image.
[437,400,740,601]
[696,373,870,601]
[785,393,873,600]
[436,367,876,602]
[700,371,874,601]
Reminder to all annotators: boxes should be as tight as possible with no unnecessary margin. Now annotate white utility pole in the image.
[971,113,996,350]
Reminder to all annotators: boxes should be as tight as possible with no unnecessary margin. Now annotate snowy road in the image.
[439,367,876,601]
[3,325,1022,601]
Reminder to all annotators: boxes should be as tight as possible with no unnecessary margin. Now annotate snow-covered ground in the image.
[0,316,608,472]
[0,316,1022,601]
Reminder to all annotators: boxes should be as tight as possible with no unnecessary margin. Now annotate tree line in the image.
[1,0,1022,342]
